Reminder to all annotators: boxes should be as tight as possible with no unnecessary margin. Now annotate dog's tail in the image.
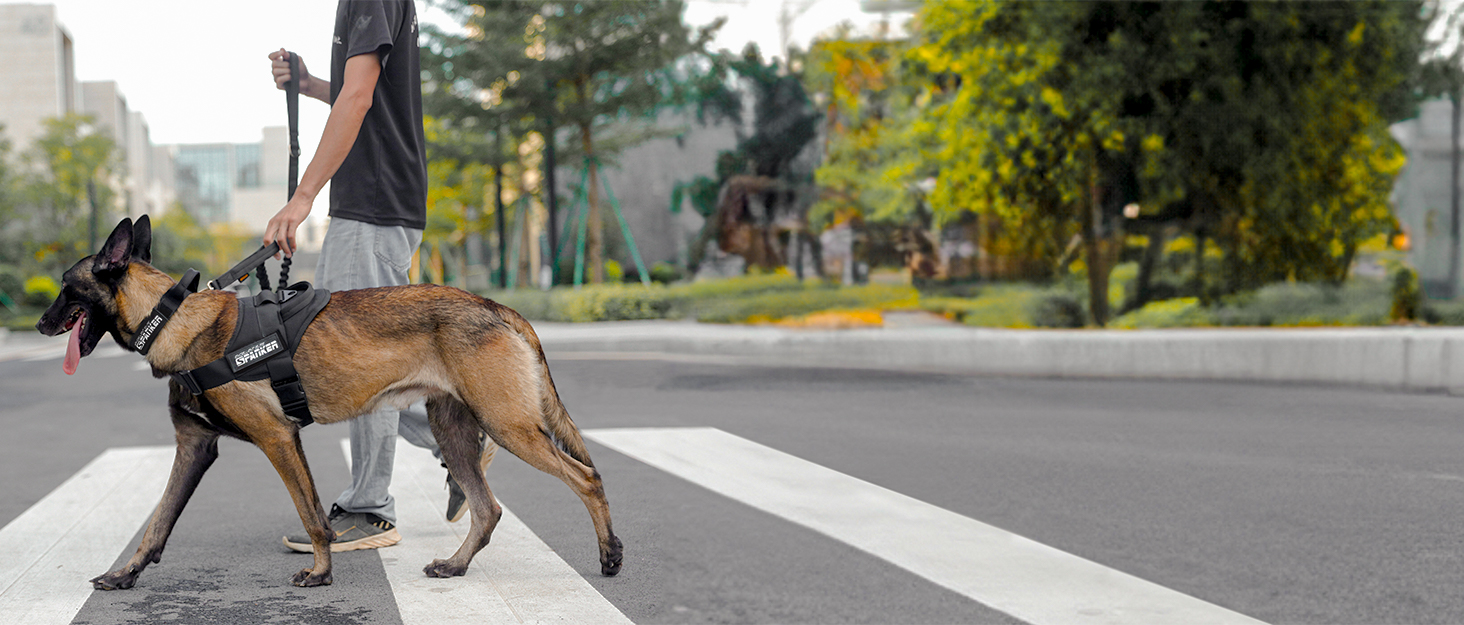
[499,307,595,468]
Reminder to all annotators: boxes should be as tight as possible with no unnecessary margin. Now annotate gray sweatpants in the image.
[314,217,439,524]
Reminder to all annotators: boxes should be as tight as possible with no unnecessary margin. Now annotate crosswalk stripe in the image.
[585,427,1266,625]
[344,438,633,625]
[0,446,174,625]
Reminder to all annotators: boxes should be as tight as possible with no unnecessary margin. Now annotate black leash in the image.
[166,53,321,427]
[213,51,302,293]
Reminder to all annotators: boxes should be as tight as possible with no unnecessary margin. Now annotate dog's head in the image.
[35,215,154,375]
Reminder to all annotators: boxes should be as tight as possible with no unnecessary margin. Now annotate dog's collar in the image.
[133,269,200,355]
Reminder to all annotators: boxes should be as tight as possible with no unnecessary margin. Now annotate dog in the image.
[35,216,621,589]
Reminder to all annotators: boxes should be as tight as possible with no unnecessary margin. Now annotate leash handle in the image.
[209,243,281,290]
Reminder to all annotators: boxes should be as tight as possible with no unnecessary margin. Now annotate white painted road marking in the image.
[586,427,1267,625]
[344,438,632,625]
[0,446,174,625]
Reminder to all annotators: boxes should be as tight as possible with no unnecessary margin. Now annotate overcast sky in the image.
[30,0,902,148]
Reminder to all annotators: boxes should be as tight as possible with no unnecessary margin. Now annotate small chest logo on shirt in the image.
[230,335,284,372]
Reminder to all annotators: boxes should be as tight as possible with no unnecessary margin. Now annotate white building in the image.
[0,4,174,221]
[0,3,77,153]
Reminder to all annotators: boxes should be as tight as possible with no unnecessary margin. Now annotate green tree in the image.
[907,1,1424,324]
[11,113,118,276]
[422,0,720,284]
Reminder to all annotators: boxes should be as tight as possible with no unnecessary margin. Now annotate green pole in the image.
[600,168,650,286]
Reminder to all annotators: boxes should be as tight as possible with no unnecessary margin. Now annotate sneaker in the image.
[283,504,401,553]
[445,468,467,523]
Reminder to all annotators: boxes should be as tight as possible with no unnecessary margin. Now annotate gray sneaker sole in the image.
[282,528,401,553]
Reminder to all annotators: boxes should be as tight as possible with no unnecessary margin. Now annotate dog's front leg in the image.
[91,408,220,590]
[257,432,333,587]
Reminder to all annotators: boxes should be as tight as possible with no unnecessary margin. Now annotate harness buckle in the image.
[172,371,203,396]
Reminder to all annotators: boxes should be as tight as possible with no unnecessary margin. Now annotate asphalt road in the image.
[3,338,1464,624]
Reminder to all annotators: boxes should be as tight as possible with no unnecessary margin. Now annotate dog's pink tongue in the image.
[64,314,82,375]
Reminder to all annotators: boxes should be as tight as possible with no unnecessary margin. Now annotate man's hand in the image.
[269,49,309,92]
[263,194,313,259]
[268,49,330,103]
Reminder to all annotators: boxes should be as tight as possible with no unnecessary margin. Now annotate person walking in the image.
[264,0,469,553]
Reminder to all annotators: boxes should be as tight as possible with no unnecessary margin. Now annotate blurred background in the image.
[5,0,1464,331]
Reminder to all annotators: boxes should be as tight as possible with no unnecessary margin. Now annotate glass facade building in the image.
[173,142,263,225]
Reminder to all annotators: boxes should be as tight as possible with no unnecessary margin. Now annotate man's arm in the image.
[268,49,331,104]
[263,52,381,257]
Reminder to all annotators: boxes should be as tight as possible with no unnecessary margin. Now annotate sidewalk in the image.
[10,321,1464,394]
[531,320,1464,395]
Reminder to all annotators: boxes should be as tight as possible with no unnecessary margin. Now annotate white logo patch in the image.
[231,335,283,372]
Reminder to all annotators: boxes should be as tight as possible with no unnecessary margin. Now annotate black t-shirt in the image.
[328,0,426,230]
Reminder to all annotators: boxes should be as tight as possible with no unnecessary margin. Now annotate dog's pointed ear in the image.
[93,218,133,274]
[132,214,153,264]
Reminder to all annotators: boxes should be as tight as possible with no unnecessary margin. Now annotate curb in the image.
[533,321,1464,394]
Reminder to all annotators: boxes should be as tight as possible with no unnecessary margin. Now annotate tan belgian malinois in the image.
[35,216,621,589]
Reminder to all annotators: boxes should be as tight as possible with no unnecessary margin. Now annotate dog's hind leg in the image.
[91,400,220,590]
[485,419,621,576]
[456,339,622,576]
[422,395,503,578]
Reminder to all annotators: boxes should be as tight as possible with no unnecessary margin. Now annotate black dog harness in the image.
[136,271,330,427]
[174,284,330,426]
[138,54,329,427]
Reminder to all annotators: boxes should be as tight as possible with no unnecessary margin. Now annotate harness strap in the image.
[170,285,322,428]
[255,290,313,426]
[134,269,200,355]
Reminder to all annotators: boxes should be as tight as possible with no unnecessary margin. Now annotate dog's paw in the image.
[423,559,467,578]
[90,569,138,591]
[601,536,623,576]
[290,568,333,587]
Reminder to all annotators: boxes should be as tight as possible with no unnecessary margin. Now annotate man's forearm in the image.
[295,89,371,202]
[294,53,380,202]
[304,74,331,103]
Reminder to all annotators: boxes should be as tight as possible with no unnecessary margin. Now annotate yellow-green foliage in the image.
[488,284,671,323]
[483,274,917,324]
[922,285,1047,328]
[23,276,60,306]
[1110,298,1211,329]
[691,284,918,324]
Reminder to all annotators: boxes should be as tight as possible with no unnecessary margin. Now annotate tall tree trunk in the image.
[543,87,559,287]
[574,78,603,284]
[1084,169,1110,327]
[582,124,603,284]
[1126,225,1165,313]
[1451,91,1461,298]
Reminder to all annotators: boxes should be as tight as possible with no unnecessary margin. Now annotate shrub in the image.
[1390,266,1421,323]
[1425,298,1464,325]
[0,265,25,304]
[649,261,683,284]
[922,285,1044,328]
[549,284,672,322]
[1031,292,1086,328]
[23,276,61,307]
[1110,297,1212,329]
[1210,280,1390,327]
[486,289,553,321]
[691,283,917,324]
